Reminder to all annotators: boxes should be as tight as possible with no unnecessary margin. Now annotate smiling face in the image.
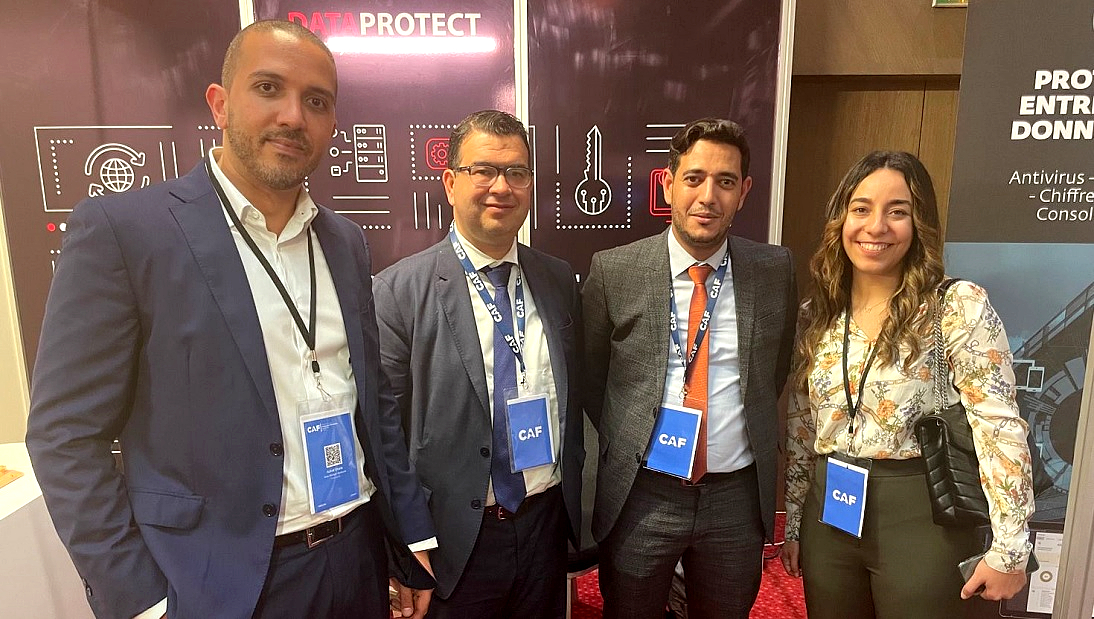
[841,167,915,280]
[663,139,752,260]
[442,130,532,258]
[206,28,337,194]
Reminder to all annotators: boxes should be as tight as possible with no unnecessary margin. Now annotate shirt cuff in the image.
[407,537,439,553]
[134,598,167,619]
[985,541,1032,574]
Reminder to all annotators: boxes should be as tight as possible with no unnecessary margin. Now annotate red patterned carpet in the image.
[569,514,807,618]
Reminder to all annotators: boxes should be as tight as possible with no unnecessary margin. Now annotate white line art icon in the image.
[329,124,388,182]
[84,143,150,197]
[34,125,178,212]
[575,125,611,215]
[413,191,444,230]
[644,122,684,154]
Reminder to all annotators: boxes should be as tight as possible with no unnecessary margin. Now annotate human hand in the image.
[780,540,802,578]
[388,551,434,618]
[961,559,1028,601]
[389,578,432,618]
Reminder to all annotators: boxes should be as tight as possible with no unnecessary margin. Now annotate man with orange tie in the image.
[582,118,797,619]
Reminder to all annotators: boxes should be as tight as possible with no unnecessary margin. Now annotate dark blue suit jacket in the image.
[26,164,435,619]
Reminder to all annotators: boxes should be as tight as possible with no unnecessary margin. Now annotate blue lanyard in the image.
[448,227,528,385]
[667,249,730,397]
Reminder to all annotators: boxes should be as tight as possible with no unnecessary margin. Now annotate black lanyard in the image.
[842,309,878,435]
[205,157,320,376]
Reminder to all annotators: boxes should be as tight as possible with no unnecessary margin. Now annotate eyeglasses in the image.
[454,164,534,189]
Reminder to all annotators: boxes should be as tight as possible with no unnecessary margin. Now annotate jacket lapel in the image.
[311,209,365,393]
[650,233,672,382]
[435,244,492,418]
[728,236,755,403]
[517,247,570,439]
[644,233,673,417]
[167,166,278,421]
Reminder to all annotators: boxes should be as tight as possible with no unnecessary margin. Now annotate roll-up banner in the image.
[948,1,1094,616]
[0,0,788,376]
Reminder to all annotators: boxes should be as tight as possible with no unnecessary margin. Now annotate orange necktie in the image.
[683,263,714,482]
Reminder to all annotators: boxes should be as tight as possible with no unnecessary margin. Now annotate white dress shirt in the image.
[209,149,374,534]
[662,234,753,472]
[453,227,562,505]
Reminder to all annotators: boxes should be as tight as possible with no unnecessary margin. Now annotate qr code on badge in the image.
[323,443,342,468]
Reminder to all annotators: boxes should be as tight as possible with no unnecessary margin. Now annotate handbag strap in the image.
[931,278,962,415]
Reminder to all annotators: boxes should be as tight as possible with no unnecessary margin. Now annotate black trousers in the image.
[251,502,389,619]
[427,486,568,619]
[800,456,981,619]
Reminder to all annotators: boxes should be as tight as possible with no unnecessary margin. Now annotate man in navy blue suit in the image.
[26,20,435,619]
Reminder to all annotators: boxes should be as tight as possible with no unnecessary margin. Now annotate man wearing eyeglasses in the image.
[372,110,583,618]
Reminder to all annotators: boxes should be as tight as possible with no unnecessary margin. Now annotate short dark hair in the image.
[222,20,336,91]
[667,118,750,178]
[447,110,530,169]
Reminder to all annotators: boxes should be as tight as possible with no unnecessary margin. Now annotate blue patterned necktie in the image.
[483,263,526,513]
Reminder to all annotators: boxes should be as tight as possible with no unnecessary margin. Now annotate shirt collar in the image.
[208,147,319,237]
[666,231,729,279]
[452,226,519,272]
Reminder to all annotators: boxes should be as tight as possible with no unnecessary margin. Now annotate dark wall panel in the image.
[527,0,782,276]
[0,0,240,373]
[254,0,516,271]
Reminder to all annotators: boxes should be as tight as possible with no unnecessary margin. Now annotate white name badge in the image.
[644,404,702,480]
[821,456,869,538]
[505,393,556,472]
[299,395,360,515]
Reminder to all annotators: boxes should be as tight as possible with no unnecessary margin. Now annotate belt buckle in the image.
[305,517,343,549]
[486,505,511,520]
[682,476,706,487]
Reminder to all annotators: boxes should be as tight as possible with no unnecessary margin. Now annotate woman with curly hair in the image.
[780,151,1034,618]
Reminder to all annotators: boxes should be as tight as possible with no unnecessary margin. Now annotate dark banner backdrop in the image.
[947,1,1094,616]
[527,0,782,277]
[0,0,240,376]
[254,0,517,270]
[0,0,785,376]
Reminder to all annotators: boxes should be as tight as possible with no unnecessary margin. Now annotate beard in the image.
[671,208,731,253]
[224,115,319,191]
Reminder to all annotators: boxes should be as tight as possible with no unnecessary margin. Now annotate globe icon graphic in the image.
[100,157,135,193]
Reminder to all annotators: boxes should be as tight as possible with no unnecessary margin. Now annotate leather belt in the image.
[482,503,518,520]
[274,511,354,549]
[482,486,557,521]
[682,463,755,487]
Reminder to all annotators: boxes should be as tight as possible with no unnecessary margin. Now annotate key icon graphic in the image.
[575,126,611,215]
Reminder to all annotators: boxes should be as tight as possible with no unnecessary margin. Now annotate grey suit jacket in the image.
[372,238,584,598]
[582,231,796,543]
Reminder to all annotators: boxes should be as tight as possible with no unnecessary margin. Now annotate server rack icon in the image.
[353,124,388,183]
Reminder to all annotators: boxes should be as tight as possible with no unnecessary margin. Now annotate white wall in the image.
[0,191,30,444]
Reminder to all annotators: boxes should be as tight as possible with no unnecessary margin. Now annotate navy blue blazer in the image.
[26,164,434,619]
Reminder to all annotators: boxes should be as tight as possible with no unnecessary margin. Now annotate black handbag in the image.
[913,279,991,527]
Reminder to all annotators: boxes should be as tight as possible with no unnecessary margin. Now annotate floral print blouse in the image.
[784,280,1034,573]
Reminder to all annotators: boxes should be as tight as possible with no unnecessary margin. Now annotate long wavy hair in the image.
[793,151,946,392]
